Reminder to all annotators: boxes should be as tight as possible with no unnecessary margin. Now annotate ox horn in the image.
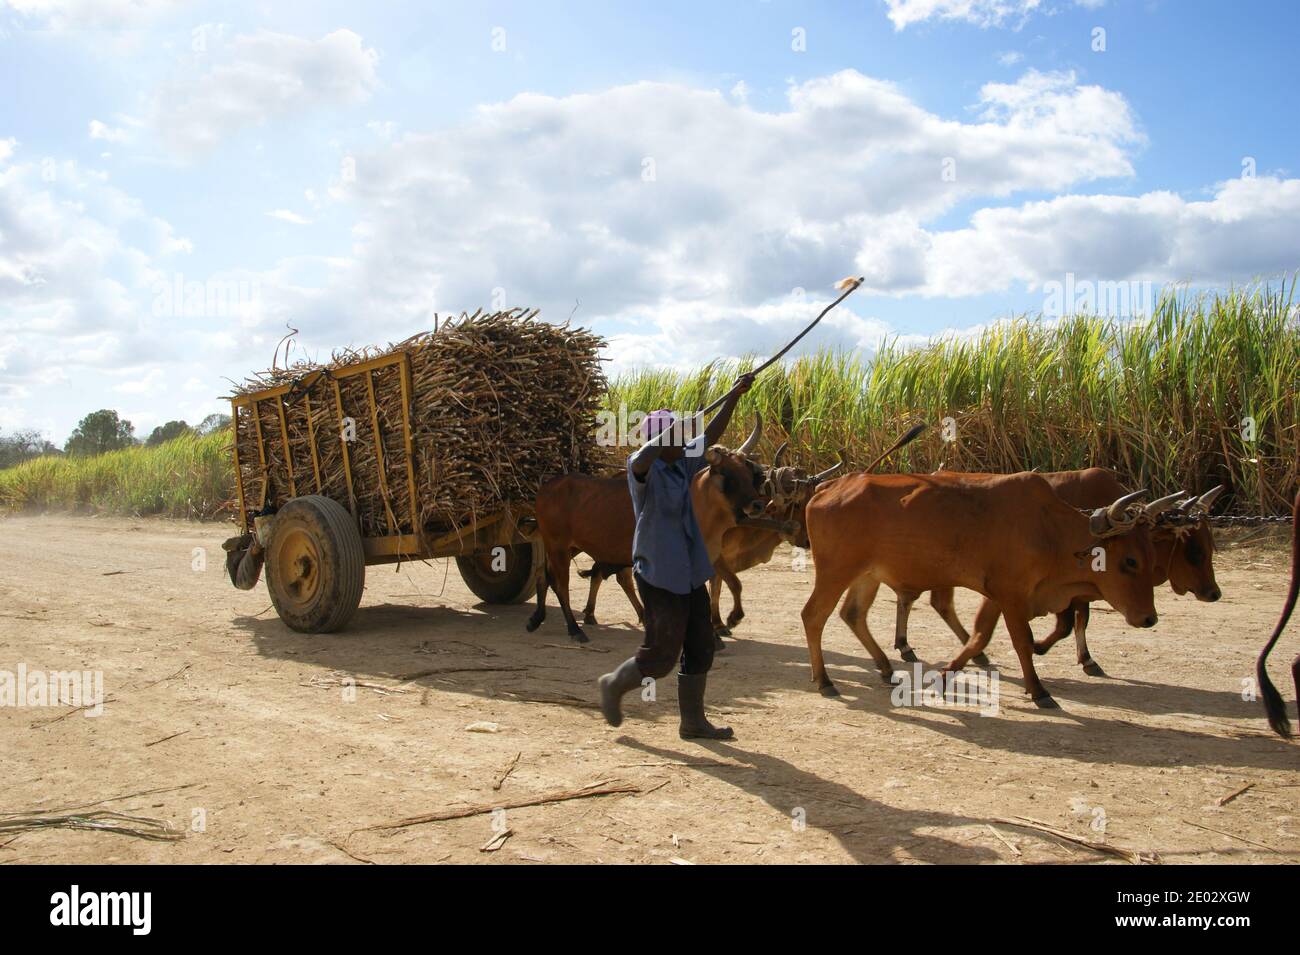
[1193,484,1225,513]
[1144,491,1188,519]
[736,412,762,457]
[1106,489,1149,526]
[772,441,788,469]
[810,452,846,484]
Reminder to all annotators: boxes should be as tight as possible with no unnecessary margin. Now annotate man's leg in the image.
[678,584,733,740]
[598,574,687,727]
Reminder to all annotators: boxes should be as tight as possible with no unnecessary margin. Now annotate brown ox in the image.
[527,416,770,643]
[892,468,1222,675]
[801,471,1176,707]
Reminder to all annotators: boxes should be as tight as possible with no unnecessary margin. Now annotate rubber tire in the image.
[456,541,542,604]
[265,495,366,633]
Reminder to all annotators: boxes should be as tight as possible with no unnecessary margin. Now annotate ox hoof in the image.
[525,616,543,633]
[877,668,894,685]
[713,633,727,652]
[1031,694,1059,710]
[817,683,840,698]
[899,648,919,663]
[1081,660,1107,677]
[971,652,991,667]
[568,629,590,645]
[713,625,731,638]
[583,613,598,626]
[726,612,744,629]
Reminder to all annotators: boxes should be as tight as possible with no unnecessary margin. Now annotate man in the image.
[597,373,755,740]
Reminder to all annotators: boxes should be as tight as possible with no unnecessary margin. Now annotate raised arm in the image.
[703,373,755,447]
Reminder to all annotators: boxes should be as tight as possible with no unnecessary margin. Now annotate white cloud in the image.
[997,50,1024,66]
[293,69,1141,334]
[884,0,1043,30]
[1,0,182,30]
[151,29,380,156]
[884,0,1104,30]
[266,209,312,225]
[872,176,1300,297]
[0,144,199,415]
[88,119,129,142]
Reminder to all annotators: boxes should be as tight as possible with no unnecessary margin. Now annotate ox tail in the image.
[578,562,627,581]
[865,422,926,473]
[1257,489,1300,737]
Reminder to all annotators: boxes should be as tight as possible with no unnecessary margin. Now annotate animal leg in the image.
[581,565,605,626]
[1033,603,1076,656]
[840,576,892,682]
[526,550,551,632]
[709,572,728,636]
[547,547,587,643]
[944,597,999,673]
[800,569,855,697]
[614,568,644,624]
[931,587,983,665]
[893,589,919,662]
[723,565,745,630]
[1002,608,1055,708]
[1073,603,1105,676]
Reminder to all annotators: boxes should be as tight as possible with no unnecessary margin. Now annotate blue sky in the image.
[2,0,1298,442]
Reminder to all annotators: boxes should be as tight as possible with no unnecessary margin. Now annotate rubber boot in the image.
[598,657,644,728]
[678,672,734,740]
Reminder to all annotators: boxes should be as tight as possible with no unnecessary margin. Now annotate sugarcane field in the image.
[1,0,1298,923]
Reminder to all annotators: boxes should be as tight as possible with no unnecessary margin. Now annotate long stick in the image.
[698,276,864,417]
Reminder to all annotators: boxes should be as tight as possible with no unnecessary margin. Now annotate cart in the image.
[228,350,543,633]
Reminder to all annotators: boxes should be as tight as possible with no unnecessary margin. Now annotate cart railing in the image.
[230,351,422,554]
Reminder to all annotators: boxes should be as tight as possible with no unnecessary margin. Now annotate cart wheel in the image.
[265,495,366,633]
[456,541,542,604]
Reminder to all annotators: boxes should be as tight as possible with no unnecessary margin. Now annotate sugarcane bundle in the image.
[230,308,607,538]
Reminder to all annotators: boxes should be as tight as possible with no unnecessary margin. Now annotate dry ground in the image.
[1,513,1296,865]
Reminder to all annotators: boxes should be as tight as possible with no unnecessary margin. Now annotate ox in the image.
[527,415,770,643]
[891,468,1223,675]
[800,470,1179,707]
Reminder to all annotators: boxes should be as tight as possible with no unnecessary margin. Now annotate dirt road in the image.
[1,514,1296,864]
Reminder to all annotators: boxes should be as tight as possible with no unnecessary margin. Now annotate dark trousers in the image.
[633,573,715,678]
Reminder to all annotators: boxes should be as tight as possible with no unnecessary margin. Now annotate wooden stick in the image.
[493,752,522,792]
[1215,782,1255,807]
[990,816,1158,864]
[364,781,642,831]
[693,277,865,419]
[1180,818,1277,852]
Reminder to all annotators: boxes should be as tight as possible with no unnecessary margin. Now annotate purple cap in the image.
[642,409,676,443]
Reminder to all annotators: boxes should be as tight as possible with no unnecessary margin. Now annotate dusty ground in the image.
[1,513,1296,865]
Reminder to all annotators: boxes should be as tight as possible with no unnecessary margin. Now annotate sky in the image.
[1,0,1298,444]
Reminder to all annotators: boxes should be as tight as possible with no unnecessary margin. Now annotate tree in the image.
[195,413,231,436]
[64,410,135,456]
[0,429,60,469]
[146,420,191,446]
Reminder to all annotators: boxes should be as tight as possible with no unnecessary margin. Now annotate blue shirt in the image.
[627,435,714,594]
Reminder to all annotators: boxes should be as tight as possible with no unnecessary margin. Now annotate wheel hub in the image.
[273,527,321,606]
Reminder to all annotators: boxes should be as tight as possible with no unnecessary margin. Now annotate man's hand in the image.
[732,372,756,396]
